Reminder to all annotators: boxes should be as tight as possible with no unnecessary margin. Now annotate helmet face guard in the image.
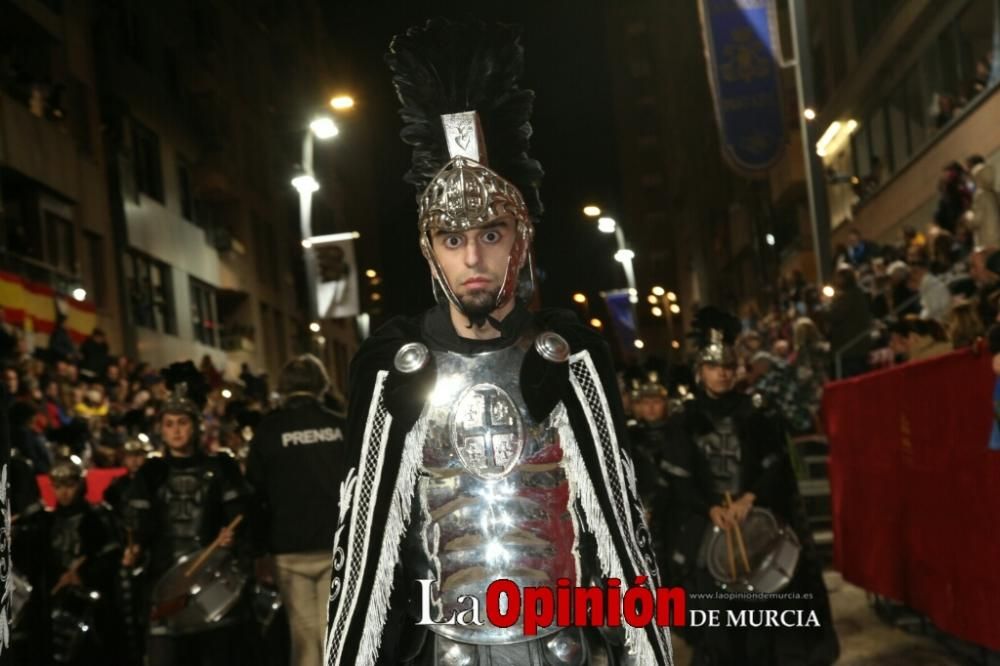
[417,155,534,315]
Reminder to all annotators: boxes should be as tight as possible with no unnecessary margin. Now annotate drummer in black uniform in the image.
[660,307,839,666]
[122,362,252,666]
[45,457,121,666]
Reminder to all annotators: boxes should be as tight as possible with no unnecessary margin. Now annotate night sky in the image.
[322,1,629,322]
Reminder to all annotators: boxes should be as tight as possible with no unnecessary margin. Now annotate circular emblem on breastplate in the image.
[449,383,524,480]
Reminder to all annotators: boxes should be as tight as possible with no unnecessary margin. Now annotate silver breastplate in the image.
[406,335,578,644]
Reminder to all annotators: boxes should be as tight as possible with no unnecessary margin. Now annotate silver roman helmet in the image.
[690,306,742,368]
[387,19,544,317]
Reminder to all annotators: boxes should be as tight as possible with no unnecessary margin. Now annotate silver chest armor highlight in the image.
[404,333,579,645]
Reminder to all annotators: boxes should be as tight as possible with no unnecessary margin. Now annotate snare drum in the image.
[703,507,801,594]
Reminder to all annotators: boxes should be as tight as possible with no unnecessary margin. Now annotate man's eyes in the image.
[481,230,501,243]
[443,235,463,248]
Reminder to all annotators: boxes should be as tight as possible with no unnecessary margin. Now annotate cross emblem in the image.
[452,384,524,479]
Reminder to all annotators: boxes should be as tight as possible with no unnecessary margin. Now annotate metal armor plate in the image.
[157,465,213,561]
[451,383,524,480]
[694,413,742,496]
[405,333,578,645]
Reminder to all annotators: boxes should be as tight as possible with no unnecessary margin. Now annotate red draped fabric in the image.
[37,467,128,507]
[822,346,1000,651]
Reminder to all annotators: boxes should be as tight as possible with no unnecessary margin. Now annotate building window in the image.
[190,278,218,346]
[125,249,175,334]
[83,231,106,309]
[178,158,195,222]
[132,121,163,202]
[43,211,75,275]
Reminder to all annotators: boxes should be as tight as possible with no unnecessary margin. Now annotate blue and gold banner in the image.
[699,0,785,172]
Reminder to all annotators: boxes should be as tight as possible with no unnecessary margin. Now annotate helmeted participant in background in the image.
[628,373,674,572]
[123,362,252,666]
[103,437,153,517]
[324,19,671,666]
[44,457,121,665]
[659,307,838,665]
[247,354,348,666]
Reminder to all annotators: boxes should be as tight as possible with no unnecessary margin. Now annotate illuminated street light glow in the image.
[301,239,312,248]
[306,232,360,244]
[614,248,635,263]
[667,291,678,302]
[365,269,378,278]
[822,285,836,298]
[291,174,320,194]
[329,95,355,110]
[597,217,617,234]
[72,287,87,301]
[765,233,776,246]
[309,116,339,139]
[309,322,321,333]
[221,389,233,399]
[803,108,816,120]
[647,294,658,305]
[816,118,859,157]
[138,433,150,443]
[652,306,663,317]
[572,292,587,304]
[590,318,603,328]
[634,339,645,349]
[652,286,665,297]
[583,205,602,217]
[671,340,681,349]
[317,336,327,345]
[371,292,382,302]
[669,303,681,314]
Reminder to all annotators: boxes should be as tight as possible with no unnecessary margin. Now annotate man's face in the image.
[161,412,195,454]
[53,480,80,508]
[635,397,667,423]
[848,232,860,248]
[700,363,736,397]
[430,218,518,320]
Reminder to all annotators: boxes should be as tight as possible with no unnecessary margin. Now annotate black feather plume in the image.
[689,306,742,348]
[161,361,209,410]
[386,18,544,220]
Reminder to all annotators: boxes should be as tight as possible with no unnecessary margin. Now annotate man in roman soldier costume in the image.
[324,18,672,666]
[659,307,838,665]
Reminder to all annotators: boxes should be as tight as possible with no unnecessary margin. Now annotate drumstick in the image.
[723,522,737,580]
[51,555,87,595]
[725,492,752,575]
[184,514,243,578]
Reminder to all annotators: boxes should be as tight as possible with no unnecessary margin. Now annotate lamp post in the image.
[292,116,339,323]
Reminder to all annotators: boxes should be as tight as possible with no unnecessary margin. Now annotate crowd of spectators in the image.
[721,155,1000,436]
[3,317,272,476]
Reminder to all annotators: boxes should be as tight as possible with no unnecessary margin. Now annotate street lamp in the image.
[572,292,587,304]
[309,322,321,333]
[669,303,681,315]
[330,95,355,110]
[590,318,603,329]
[295,115,339,322]
[309,117,339,139]
[597,217,616,234]
[651,285,665,297]
[583,205,602,217]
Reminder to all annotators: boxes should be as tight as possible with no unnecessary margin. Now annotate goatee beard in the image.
[460,288,499,328]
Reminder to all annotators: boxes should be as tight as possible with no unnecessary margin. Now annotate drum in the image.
[150,547,247,634]
[51,587,101,664]
[10,569,32,628]
[703,507,800,594]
